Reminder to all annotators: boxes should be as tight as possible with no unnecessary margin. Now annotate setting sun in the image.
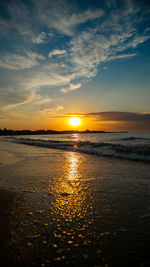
[69,117,81,127]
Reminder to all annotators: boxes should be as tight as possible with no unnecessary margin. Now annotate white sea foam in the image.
[7,137,150,162]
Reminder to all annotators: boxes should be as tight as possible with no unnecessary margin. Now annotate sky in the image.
[0,0,150,131]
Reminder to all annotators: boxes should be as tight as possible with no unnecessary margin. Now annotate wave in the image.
[118,136,150,142]
[8,137,150,162]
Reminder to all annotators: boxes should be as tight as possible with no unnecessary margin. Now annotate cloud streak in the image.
[0,52,44,70]
[34,0,104,35]
[80,111,150,122]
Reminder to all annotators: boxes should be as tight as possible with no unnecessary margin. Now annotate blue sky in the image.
[0,0,150,131]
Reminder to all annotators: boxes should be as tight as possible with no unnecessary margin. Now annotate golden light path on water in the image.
[49,151,94,225]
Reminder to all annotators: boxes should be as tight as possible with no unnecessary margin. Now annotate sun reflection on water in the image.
[67,152,79,181]
[46,151,96,262]
[72,133,80,142]
[50,152,94,225]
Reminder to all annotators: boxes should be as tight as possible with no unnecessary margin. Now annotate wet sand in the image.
[0,140,150,266]
[0,190,19,254]
[0,150,22,166]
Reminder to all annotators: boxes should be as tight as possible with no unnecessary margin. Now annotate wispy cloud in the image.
[0,110,27,120]
[0,86,33,111]
[68,7,149,82]
[51,9,103,35]
[130,36,150,48]
[23,63,73,90]
[60,83,81,93]
[0,52,44,70]
[31,32,54,44]
[35,0,104,35]
[40,105,64,114]
[108,53,137,61]
[32,32,47,44]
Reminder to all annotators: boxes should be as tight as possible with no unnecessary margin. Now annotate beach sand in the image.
[0,140,150,266]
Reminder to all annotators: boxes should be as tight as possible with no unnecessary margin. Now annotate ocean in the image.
[0,133,150,266]
[2,131,150,162]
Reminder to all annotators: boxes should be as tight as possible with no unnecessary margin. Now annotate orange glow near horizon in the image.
[2,114,147,132]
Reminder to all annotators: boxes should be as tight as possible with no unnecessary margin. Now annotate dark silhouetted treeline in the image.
[0,128,127,136]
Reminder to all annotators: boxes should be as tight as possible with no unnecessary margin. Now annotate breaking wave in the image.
[118,136,150,142]
[9,137,150,162]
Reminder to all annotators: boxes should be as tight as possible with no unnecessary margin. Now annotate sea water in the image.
[2,132,150,162]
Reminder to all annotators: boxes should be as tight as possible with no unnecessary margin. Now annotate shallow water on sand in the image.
[0,140,150,266]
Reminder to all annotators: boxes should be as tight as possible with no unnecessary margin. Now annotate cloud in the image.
[0,86,54,114]
[48,49,67,57]
[74,111,150,131]
[0,73,53,112]
[0,52,45,70]
[130,36,150,48]
[60,83,81,93]
[32,32,47,44]
[34,0,104,35]
[31,32,54,44]
[23,63,74,90]
[0,110,24,120]
[0,59,73,111]
[52,9,103,35]
[40,105,64,114]
[108,53,137,61]
[0,86,33,111]
[28,94,52,106]
[81,111,150,121]
[68,3,150,82]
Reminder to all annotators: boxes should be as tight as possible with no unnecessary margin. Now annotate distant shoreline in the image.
[0,129,128,136]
